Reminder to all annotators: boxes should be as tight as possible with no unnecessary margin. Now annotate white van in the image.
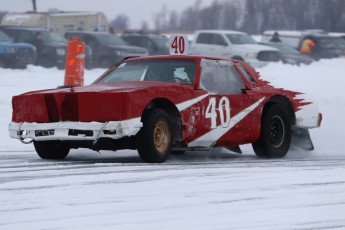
[190,30,280,68]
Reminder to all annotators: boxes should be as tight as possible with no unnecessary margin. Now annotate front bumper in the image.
[9,119,142,142]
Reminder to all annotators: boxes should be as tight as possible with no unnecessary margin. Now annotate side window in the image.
[18,31,33,43]
[196,33,212,44]
[236,63,255,83]
[227,65,246,94]
[2,30,17,41]
[199,59,245,95]
[85,35,96,47]
[211,34,227,46]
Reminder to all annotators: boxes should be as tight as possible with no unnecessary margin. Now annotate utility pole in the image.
[32,0,37,12]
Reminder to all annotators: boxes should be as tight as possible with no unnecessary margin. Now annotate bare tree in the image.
[109,14,129,30]
[155,0,345,33]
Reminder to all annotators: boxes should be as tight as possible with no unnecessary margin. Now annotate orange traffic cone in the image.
[64,36,85,87]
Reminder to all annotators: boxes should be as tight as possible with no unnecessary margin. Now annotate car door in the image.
[188,59,263,147]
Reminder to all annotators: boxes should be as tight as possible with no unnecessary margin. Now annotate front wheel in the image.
[137,109,172,163]
[0,58,6,68]
[37,56,54,68]
[34,141,70,160]
[252,104,291,158]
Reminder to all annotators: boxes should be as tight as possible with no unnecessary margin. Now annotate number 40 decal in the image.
[206,97,231,129]
[169,35,189,55]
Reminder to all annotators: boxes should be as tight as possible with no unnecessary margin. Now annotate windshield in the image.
[41,31,67,43]
[270,43,300,54]
[97,59,197,84]
[226,34,256,44]
[0,31,10,42]
[152,36,169,49]
[95,33,128,46]
[318,37,345,49]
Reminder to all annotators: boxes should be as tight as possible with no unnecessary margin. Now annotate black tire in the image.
[56,63,65,70]
[16,63,27,69]
[0,58,6,68]
[34,141,70,160]
[137,109,172,163]
[37,56,54,68]
[252,104,292,158]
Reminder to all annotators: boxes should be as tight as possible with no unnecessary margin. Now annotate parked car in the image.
[0,29,36,69]
[65,31,148,68]
[260,42,314,65]
[121,31,169,55]
[9,55,322,163]
[190,30,280,68]
[262,30,345,60]
[298,34,345,60]
[261,30,327,48]
[0,26,67,69]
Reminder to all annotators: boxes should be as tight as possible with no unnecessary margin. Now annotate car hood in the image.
[12,81,196,122]
[0,41,34,49]
[35,81,190,94]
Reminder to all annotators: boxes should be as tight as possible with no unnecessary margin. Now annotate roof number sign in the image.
[169,35,189,55]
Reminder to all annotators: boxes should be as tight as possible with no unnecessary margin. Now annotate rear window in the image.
[200,59,245,94]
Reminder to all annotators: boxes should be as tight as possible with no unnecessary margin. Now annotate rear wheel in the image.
[34,141,70,160]
[252,104,291,158]
[137,109,172,163]
[37,56,54,68]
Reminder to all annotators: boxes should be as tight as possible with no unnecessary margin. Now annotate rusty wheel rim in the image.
[153,120,171,154]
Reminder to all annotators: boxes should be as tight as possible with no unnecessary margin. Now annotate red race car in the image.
[9,55,322,163]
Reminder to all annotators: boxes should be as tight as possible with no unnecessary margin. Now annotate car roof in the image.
[305,34,341,38]
[122,33,165,38]
[124,55,242,64]
[195,30,246,35]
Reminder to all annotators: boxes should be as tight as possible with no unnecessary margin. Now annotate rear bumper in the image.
[9,119,142,141]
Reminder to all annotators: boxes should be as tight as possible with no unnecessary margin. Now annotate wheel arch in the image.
[263,95,295,125]
[141,98,184,147]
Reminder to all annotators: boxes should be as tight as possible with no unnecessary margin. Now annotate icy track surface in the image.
[1,150,345,230]
[1,59,345,229]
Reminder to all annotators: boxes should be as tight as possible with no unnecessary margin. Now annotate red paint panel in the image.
[12,94,49,123]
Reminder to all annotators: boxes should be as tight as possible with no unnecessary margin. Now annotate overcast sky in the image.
[0,0,207,28]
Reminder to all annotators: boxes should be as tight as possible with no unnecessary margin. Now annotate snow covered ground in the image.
[1,59,345,229]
